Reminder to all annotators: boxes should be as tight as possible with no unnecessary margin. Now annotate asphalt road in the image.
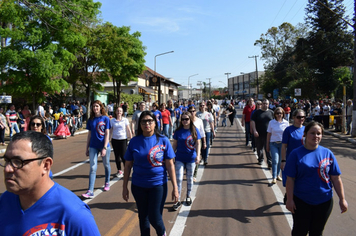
[0,110,355,235]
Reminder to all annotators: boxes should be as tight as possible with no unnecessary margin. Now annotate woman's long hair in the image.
[176,111,198,142]
[28,115,47,134]
[137,111,162,143]
[90,100,108,120]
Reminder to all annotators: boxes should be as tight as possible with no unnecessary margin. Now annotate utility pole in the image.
[249,55,259,97]
[224,72,231,98]
[206,78,211,100]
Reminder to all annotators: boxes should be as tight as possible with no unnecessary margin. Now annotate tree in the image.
[98,23,146,106]
[0,0,101,110]
[255,22,308,67]
[295,0,353,96]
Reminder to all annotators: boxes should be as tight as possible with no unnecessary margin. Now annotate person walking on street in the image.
[6,104,20,141]
[172,111,201,210]
[82,100,111,199]
[196,102,215,165]
[0,131,101,235]
[266,107,289,184]
[241,98,255,146]
[160,103,172,139]
[110,107,132,178]
[188,106,206,182]
[122,111,178,236]
[226,103,236,126]
[285,121,348,236]
[251,99,274,167]
[131,101,146,136]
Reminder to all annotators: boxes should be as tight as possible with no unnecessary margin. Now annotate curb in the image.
[324,131,356,145]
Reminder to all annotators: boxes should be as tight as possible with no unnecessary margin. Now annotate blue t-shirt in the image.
[152,110,162,129]
[282,125,305,159]
[58,107,67,116]
[281,125,305,186]
[167,107,174,117]
[284,145,341,205]
[124,134,175,188]
[86,116,111,149]
[0,183,100,235]
[182,106,188,112]
[174,108,182,119]
[174,128,201,163]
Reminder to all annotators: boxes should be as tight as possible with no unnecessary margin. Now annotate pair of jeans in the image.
[292,196,333,236]
[88,146,111,192]
[131,183,167,236]
[346,116,352,134]
[169,117,175,139]
[162,124,169,138]
[221,118,226,126]
[9,122,20,140]
[201,132,211,163]
[46,121,53,134]
[53,120,58,132]
[244,122,251,145]
[255,133,272,165]
[175,160,196,200]
[269,142,282,179]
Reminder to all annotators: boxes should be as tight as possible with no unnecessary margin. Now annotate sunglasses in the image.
[296,116,306,119]
[31,122,42,127]
[181,118,190,122]
[140,119,154,125]
[189,110,196,112]
[276,112,283,115]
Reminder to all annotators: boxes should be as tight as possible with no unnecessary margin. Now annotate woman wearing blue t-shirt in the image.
[172,111,201,211]
[122,111,178,236]
[151,102,163,131]
[285,121,348,236]
[82,100,111,199]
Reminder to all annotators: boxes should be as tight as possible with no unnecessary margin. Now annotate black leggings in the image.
[292,195,333,236]
[111,139,127,171]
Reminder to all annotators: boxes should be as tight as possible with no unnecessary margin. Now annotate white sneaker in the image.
[116,170,124,178]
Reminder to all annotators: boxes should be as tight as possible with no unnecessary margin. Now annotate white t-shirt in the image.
[267,119,289,142]
[323,105,330,115]
[110,117,129,140]
[193,118,205,139]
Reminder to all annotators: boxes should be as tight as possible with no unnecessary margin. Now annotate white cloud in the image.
[133,17,193,33]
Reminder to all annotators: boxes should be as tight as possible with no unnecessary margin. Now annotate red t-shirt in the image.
[161,109,171,124]
[243,105,255,122]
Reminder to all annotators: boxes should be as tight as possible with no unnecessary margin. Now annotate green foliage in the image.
[0,0,101,110]
[120,93,143,115]
[98,23,146,105]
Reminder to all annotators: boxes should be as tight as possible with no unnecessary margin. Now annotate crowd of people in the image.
[240,97,348,235]
[0,100,88,143]
[0,96,349,235]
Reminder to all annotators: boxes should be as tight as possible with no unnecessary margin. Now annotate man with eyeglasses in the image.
[251,99,274,167]
[0,131,100,235]
[131,101,146,136]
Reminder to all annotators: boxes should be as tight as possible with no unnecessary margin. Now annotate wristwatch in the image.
[103,146,107,150]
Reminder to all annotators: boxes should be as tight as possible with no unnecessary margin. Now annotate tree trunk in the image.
[86,84,91,119]
[116,80,122,106]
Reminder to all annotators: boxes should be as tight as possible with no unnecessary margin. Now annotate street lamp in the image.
[188,74,198,99]
[154,51,174,105]
[240,72,245,100]
[224,72,231,97]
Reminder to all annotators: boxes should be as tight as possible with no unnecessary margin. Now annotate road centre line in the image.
[236,117,293,229]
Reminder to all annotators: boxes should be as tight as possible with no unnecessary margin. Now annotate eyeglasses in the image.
[296,116,306,119]
[0,156,47,169]
[140,119,154,125]
[181,118,190,122]
[262,103,268,105]
[190,110,196,112]
[200,105,205,107]
[31,122,42,127]
[276,112,283,115]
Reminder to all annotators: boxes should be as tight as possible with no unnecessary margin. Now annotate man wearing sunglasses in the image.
[0,131,100,235]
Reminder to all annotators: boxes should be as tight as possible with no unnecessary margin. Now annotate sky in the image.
[98,0,355,89]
